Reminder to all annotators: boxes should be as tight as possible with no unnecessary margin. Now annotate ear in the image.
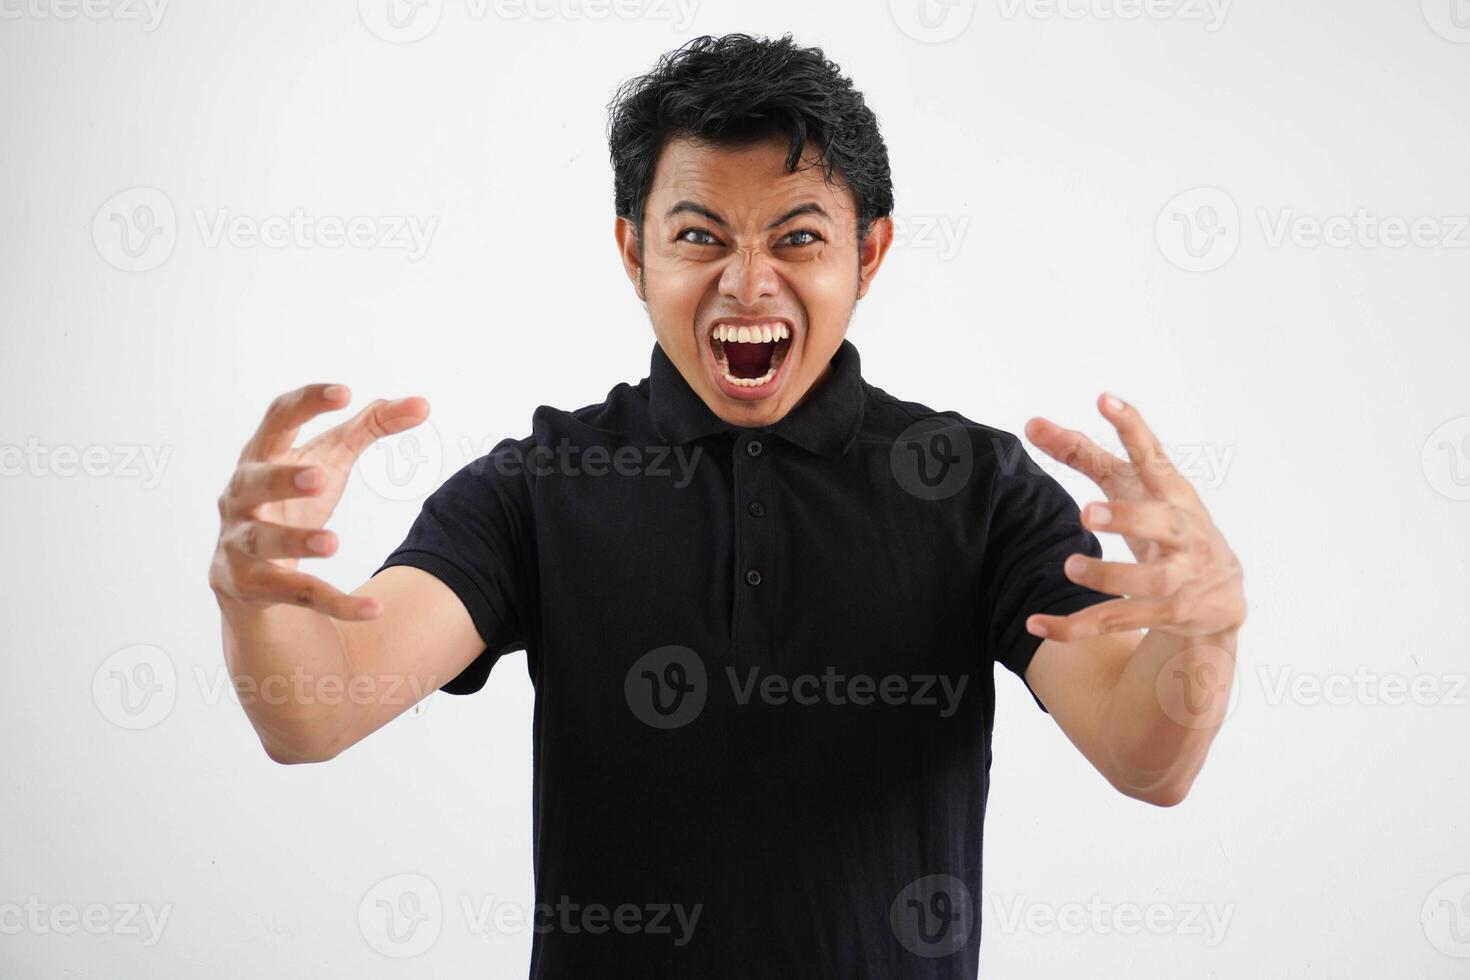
[614,215,645,302]
[856,215,895,300]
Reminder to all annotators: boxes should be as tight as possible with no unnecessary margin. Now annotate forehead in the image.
[647,135,856,225]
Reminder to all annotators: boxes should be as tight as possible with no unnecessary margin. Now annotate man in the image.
[209,33,1245,978]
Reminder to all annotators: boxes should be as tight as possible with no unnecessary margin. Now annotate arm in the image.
[1018,394,1246,806]
[1023,628,1235,806]
[210,384,485,764]
[216,566,483,764]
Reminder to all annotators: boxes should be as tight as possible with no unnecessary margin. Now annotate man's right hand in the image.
[209,383,430,621]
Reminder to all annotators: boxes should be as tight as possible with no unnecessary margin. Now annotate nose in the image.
[718,245,780,306]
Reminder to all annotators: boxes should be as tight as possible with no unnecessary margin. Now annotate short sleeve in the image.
[980,432,1119,713]
[372,438,535,695]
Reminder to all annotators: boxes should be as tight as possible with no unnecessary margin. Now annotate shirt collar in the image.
[648,337,866,458]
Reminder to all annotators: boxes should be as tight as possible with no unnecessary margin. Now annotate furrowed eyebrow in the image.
[664,200,832,231]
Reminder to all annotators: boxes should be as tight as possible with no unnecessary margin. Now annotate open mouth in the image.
[708,321,793,393]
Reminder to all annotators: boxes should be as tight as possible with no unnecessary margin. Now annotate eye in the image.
[676,227,721,246]
[779,228,823,248]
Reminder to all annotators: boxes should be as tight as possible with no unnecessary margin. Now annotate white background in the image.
[3,0,1469,976]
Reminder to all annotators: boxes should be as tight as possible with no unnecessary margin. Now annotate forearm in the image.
[215,591,356,763]
[1098,628,1237,802]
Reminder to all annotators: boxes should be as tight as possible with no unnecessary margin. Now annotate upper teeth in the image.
[714,322,789,343]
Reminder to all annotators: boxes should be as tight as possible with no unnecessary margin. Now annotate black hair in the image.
[606,33,894,253]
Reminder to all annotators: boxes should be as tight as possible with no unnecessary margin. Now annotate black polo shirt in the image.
[373,338,1115,979]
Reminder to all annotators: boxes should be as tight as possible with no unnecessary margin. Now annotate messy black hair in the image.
[606,33,894,253]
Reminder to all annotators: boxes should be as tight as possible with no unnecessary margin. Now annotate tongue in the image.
[725,341,774,379]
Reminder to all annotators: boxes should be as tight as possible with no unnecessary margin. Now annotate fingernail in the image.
[1103,393,1125,413]
[324,385,348,401]
[1028,619,1049,638]
[1089,503,1112,526]
[307,532,333,554]
[360,601,381,619]
[295,468,323,490]
[1065,555,1086,577]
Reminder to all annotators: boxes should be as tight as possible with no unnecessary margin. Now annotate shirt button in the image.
[747,501,766,517]
[744,568,762,586]
[745,439,763,457]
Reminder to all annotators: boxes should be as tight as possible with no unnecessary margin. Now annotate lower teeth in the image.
[724,368,776,387]
[712,336,787,389]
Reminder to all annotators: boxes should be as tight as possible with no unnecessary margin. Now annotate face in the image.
[616,135,893,428]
